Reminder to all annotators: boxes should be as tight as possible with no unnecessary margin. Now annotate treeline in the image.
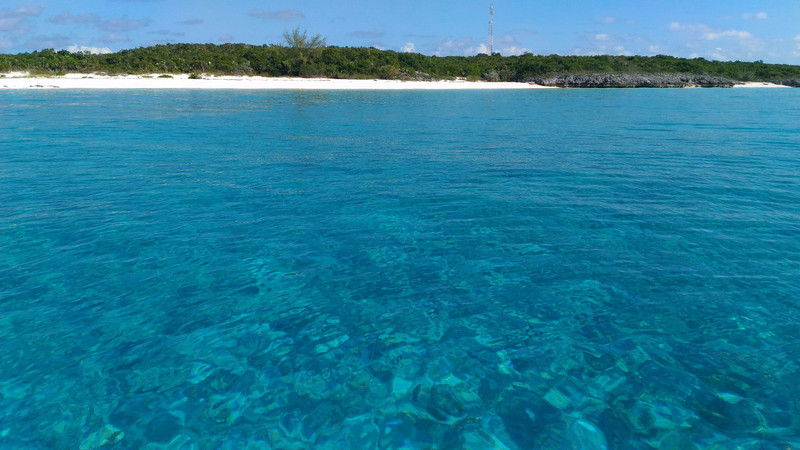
[2,43,800,83]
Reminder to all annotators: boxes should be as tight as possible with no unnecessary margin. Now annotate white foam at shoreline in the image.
[0,73,555,90]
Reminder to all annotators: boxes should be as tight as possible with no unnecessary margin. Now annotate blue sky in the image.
[2,0,800,64]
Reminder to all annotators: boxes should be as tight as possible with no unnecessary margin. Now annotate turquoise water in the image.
[1,89,799,448]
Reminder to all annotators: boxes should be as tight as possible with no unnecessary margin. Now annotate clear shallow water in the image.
[1,88,799,448]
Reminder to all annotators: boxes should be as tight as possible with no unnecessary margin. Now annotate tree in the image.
[282,27,327,49]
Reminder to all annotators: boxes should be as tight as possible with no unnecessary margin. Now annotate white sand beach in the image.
[2,73,792,89]
[0,72,555,90]
[732,81,791,88]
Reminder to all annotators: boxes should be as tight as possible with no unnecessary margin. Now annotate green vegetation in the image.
[2,44,800,83]
[282,27,327,50]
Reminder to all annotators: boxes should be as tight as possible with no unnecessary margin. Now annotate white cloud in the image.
[704,30,753,41]
[670,22,756,42]
[668,21,767,61]
[466,41,530,56]
[66,45,112,54]
[500,46,531,56]
[11,6,43,16]
[571,31,649,57]
[435,38,503,56]
[669,22,712,33]
[401,42,416,53]
[614,45,632,56]
[710,48,728,60]
[433,38,471,56]
[601,17,636,25]
[490,34,530,55]
[742,12,768,20]
[0,6,44,49]
[571,44,631,56]
[0,6,43,31]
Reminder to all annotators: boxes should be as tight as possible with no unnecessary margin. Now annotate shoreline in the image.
[0,73,554,90]
[731,81,792,88]
[0,73,791,90]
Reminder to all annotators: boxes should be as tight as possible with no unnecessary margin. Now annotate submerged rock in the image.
[79,424,125,449]
[568,418,609,450]
[543,388,571,410]
[657,430,699,450]
[429,384,466,420]
[478,377,504,404]
[584,352,617,372]
[496,393,561,448]
[144,414,181,443]
[377,414,422,449]
[408,382,468,423]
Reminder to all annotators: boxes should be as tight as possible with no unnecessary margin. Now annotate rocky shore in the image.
[524,73,800,88]
[525,74,738,88]
[778,79,800,87]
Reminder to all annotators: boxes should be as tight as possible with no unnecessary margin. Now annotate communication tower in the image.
[488,3,494,55]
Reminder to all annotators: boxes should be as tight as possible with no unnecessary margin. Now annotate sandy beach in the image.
[1,73,792,89]
[0,72,555,90]
[731,81,792,88]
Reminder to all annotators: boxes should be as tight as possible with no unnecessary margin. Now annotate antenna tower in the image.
[488,3,494,55]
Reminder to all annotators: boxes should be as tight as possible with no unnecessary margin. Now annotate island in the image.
[2,43,800,88]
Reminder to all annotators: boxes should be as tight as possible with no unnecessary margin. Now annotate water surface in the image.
[1,89,799,448]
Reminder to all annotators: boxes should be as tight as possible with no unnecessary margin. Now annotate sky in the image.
[2,0,800,64]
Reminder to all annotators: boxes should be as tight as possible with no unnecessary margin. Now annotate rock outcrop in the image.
[525,74,736,88]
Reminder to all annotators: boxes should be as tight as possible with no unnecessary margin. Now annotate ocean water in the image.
[1,88,799,449]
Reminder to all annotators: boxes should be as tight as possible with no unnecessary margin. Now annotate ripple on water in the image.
[1,89,800,448]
